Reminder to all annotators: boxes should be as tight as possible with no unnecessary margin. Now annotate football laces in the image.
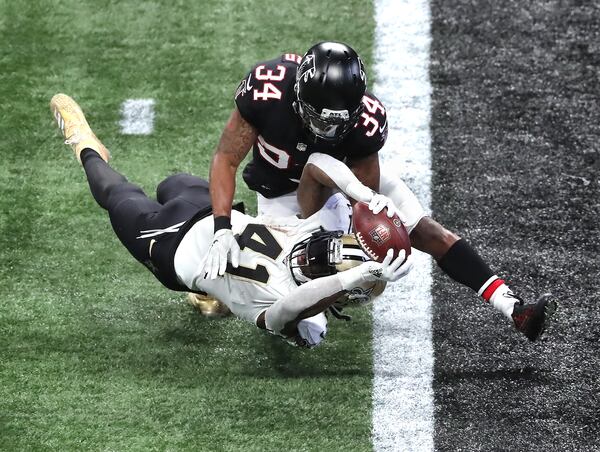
[355,232,379,261]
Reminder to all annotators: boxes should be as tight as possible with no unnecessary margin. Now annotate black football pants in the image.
[80,149,212,290]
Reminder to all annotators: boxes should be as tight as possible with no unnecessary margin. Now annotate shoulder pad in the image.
[345,92,388,157]
[234,56,297,125]
[361,92,387,122]
[280,53,302,65]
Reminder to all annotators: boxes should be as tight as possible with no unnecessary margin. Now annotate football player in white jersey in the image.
[49,94,412,348]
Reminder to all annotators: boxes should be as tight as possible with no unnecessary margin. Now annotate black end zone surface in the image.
[430,1,600,450]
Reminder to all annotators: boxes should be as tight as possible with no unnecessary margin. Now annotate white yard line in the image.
[119,99,155,135]
[372,1,434,451]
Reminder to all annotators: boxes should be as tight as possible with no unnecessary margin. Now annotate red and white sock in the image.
[478,276,516,320]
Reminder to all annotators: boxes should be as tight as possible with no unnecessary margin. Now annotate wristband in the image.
[214,216,232,232]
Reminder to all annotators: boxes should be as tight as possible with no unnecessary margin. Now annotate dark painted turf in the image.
[430,1,600,450]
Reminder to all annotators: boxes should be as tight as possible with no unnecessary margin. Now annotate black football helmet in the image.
[294,41,367,143]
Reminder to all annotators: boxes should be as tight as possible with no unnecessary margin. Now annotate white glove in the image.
[200,229,241,279]
[338,249,413,289]
[368,249,413,282]
[368,193,399,218]
[345,181,399,219]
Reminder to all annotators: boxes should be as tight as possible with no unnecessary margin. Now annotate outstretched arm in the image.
[256,249,412,337]
[298,152,395,219]
[209,107,257,218]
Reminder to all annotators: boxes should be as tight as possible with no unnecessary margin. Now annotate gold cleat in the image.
[50,93,110,163]
[186,293,231,318]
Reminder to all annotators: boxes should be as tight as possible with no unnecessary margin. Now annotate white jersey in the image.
[173,193,352,325]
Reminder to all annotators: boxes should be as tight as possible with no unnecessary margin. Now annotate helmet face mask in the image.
[296,100,363,142]
[287,231,368,286]
[294,41,367,143]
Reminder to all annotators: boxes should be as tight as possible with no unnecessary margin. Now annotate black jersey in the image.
[234,53,388,198]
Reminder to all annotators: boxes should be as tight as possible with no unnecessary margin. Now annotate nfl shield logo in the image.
[369,224,390,245]
[296,142,307,152]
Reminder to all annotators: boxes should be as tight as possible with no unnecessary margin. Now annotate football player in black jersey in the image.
[204,41,557,341]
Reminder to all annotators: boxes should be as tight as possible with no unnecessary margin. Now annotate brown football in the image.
[352,201,411,263]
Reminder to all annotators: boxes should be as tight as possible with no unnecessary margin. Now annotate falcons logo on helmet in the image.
[297,53,316,82]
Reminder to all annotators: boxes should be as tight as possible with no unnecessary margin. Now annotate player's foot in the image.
[511,293,558,342]
[50,93,110,163]
[186,293,231,318]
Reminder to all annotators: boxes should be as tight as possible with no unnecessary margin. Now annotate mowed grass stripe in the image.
[0,1,378,451]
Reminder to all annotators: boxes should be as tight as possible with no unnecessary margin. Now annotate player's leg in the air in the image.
[49,94,209,291]
[378,169,558,341]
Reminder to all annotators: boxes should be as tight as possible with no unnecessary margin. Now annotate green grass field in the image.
[0,1,378,450]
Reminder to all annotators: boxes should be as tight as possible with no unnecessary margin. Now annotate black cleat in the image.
[511,293,558,342]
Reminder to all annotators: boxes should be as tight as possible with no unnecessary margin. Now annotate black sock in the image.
[436,239,496,293]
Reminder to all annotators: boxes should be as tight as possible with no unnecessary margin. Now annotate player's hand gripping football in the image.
[345,181,399,219]
[363,249,413,282]
[340,249,413,288]
[368,193,399,219]
[201,229,240,279]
